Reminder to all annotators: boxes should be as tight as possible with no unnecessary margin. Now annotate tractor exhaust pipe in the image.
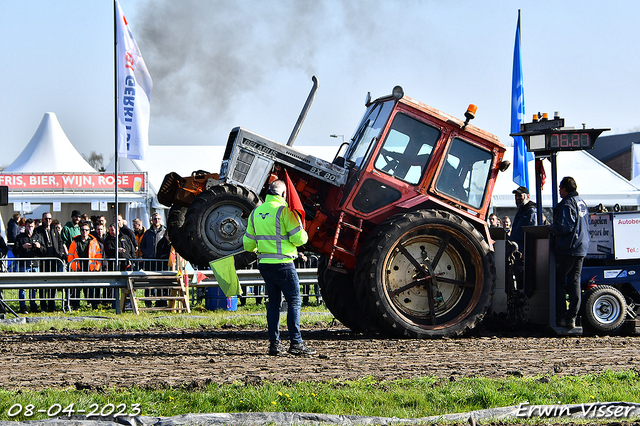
[287,75,318,147]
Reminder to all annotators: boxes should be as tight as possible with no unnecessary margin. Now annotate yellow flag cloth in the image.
[209,256,241,297]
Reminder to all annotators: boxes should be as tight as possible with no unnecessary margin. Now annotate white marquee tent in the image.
[0,113,152,235]
[4,112,95,173]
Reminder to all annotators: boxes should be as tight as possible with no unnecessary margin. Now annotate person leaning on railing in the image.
[104,223,136,271]
[13,219,46,313]
[35,212,66,312]
[140,213,167,307]
[132,218,146,259]
[67,221,103,310]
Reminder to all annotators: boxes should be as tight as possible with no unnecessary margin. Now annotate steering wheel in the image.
[379,149,401,173]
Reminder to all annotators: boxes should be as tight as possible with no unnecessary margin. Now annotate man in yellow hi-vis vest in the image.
[243,180,316,356]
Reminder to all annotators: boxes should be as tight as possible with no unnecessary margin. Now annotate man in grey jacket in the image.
[140,213,167,307]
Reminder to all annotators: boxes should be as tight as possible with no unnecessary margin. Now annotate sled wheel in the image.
[184,184,261,268]
[318,257,375,333]
[583,285,627,333]
[355,209,495,338]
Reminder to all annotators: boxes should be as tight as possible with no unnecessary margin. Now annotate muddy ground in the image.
[2,322,640,391]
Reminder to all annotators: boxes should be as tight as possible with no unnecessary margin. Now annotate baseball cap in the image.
[71,210,82,217]
[512,186,529,195]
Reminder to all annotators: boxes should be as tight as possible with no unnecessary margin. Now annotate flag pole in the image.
[113,0,120,268]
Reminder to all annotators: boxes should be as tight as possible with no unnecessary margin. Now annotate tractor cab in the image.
[330,86,506,232]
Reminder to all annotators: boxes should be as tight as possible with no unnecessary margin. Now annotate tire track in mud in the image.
[1,327,639,390]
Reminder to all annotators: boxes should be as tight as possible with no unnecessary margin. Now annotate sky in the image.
[1,0,639,171]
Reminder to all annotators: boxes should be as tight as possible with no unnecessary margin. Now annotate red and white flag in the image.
[115,0,152,160]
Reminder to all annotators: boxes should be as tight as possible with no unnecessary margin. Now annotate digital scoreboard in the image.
[510,115,609,154]
[525,129,603,152]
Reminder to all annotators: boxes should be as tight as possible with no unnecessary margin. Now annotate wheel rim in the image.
[591,294,622,325]
[203,203,248,253]
[382,224,483,325]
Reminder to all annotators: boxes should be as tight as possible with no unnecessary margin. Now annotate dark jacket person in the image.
[549,176,589,329]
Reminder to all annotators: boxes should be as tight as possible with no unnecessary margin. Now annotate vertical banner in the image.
[511,10,532,189]
[115,0,152,160]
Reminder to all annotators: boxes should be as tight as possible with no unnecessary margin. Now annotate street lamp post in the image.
[330,134,345,143]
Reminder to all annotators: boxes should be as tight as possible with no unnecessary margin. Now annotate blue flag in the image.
[511,11,532,189]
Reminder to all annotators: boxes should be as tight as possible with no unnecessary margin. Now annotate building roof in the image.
[590,131,640,162]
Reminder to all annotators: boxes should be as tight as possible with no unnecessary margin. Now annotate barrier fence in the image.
[0,256,321,314]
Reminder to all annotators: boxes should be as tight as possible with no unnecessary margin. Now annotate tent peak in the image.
[3,112,96,173]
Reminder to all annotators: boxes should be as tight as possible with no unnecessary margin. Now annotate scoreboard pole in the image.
[550,153,558,208]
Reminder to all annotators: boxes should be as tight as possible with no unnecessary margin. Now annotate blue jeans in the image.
[556,254,584,320]
[259,262,302,344]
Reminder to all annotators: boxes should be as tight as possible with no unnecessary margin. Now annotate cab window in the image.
[374,113,440,185]
[346,100,394,168]
[436,137,493,208]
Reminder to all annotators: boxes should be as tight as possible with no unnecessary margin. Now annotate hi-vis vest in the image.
[68,234,103,271]
[243,194,308,264]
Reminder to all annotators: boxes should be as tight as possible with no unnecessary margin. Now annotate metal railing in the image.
[233,253,321,305]
[0,255,321,314]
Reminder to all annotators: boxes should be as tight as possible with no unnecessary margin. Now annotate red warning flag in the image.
[536,159,546,190]
[284,170,305,224]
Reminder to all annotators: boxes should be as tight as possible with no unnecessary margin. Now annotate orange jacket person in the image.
[68,223,103,271]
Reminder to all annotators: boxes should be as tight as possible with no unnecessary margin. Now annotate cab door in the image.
[343,111,443,219]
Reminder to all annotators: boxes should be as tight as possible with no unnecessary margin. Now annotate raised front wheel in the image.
[356,210,495,338]
[183,184,261,268]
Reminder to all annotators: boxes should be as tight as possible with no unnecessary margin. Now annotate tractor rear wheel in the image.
[317,257,374,333]
[183,184,261,268]
[355,209,495,338]
[583,285,627,333]
[167,205,197,264]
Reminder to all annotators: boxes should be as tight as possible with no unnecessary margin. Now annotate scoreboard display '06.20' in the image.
[510,114,609,154]
[527,130,600,152]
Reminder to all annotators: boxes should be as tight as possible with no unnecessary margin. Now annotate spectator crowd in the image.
[1,210,169,313]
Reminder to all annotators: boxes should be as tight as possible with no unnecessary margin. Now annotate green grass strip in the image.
[1,371,640,421]
[0,300,329,332]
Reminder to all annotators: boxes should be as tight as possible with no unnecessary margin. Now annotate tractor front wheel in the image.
[318,257,374,333]
[183,184,261,268]
[167,205,197,264]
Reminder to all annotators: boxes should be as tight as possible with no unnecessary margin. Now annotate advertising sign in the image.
[613,211,640,260]
[0,173,146,193]
[587,213,614,259]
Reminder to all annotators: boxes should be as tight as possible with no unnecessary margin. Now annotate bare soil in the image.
[2,323,640,391]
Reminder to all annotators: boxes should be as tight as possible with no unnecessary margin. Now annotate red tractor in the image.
[159,84,509,338]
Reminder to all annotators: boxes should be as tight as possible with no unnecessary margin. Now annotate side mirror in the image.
[498,160,511,172]
[333,157,346,168]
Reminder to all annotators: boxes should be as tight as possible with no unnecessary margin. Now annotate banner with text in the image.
[0,173,146,193]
